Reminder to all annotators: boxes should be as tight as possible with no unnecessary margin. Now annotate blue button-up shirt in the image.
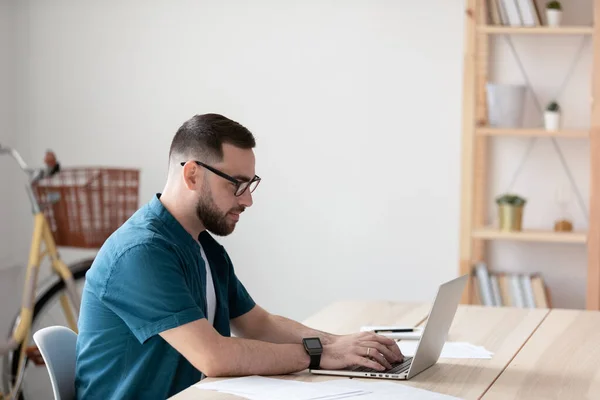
[75,194,255,399]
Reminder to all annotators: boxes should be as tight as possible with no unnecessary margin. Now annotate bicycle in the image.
[0,145,140,400]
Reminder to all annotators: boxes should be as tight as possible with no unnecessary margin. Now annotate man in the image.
[75,113,403,399]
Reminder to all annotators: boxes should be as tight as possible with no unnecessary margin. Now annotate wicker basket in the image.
[32,167,140,248]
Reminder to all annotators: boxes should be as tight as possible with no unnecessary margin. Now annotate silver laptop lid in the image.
[405,274,468,379]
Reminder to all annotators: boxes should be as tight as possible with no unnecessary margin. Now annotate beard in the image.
[195,188,242,237]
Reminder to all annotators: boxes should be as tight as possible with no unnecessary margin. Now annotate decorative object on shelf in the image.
[546,1,562,27]
[486,83,526,128]
[496,193,526,231]
[554,219,573,232]
[554,182,573,232]
[544,101,561,131]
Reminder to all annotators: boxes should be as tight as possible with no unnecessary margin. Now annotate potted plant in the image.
[496,194,526,231]
[546,1,562,27]
[544,101,561,131]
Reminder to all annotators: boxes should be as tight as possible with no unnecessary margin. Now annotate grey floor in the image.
[0,265,25,392]
[0,246,96,399]
[0,265,70,400]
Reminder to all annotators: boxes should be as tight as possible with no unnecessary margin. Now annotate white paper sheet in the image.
[398,340,493,359]
[316,379,464,400]
[195,375,369,400]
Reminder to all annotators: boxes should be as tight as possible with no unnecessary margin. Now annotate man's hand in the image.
[229,305,403,372]
[320,332,404,371]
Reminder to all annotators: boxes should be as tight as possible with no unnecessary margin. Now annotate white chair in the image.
[33,326,78,400]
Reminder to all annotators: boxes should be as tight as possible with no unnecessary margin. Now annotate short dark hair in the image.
[169,113,256,163]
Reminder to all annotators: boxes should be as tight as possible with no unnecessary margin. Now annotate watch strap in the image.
[308,353,321,369]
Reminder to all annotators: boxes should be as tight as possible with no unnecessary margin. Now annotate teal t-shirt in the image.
[74,194,256,399]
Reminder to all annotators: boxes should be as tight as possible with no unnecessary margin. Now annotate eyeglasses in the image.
[180,160,261,197]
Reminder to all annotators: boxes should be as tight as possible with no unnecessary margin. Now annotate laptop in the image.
[309,274,468,380]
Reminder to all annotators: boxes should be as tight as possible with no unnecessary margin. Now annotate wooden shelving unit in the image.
[478,25,594,35]
[458,0,600,310]
[472,227,587,244]
[476,127,589,138]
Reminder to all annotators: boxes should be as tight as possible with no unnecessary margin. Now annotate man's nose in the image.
[239,188,253,208]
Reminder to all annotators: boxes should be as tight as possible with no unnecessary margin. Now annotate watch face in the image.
[304,338,322,350]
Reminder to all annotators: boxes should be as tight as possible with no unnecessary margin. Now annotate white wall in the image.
[1,2,594,397]
[7,0,593,321]
[0,0,17,269]
[8,0,465,321]
[4,0,591,318]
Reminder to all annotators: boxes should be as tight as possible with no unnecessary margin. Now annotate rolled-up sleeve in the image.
[99,244,206,344]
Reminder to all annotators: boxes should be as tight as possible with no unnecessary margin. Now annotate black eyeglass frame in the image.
[180,160,261,197]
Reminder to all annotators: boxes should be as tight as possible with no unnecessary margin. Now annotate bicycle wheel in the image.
[2,258,93,400]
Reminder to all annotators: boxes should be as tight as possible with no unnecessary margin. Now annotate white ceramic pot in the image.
[486,83,526,128]
[544,111,561,131]
[546,9,562,26]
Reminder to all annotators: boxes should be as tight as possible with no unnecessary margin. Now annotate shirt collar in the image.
[148,193,198,249]
[148,193,224,254]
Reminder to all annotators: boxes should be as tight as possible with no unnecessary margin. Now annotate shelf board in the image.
[476,127,589,138]
[472,227,587,244]
[478,25,594,35]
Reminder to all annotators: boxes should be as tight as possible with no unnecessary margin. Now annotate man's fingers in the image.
[364,334,404,360]
[352,355,386,371]
[363,341,401,363]
[367,332,397,346]
[386,342,404,361]
[377,335,404,359]
[366,348,392,370]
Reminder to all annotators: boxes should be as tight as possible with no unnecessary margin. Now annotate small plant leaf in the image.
[546,101,560,112]
[495,193,527,206]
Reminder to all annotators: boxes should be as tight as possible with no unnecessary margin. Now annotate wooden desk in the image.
[483,308,600,399]
[401,305,548,399]
[169,302,548,400]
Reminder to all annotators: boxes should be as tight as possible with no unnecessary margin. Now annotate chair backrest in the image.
[33,326,78,400]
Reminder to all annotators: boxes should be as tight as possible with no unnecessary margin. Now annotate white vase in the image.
[486,83,526,128]
[546,9,562,26]
[544,111,561,131]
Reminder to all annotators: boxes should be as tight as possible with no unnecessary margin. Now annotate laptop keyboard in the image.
[352,356,413,374]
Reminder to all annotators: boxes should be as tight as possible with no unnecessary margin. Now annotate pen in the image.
[374,328,415,333]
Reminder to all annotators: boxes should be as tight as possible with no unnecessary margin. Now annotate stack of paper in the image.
[316,379,463,399]
[398,340,494,359]
[195,375,465,400]
[195,375,369,400]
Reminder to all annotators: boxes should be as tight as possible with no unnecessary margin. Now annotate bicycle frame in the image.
[0,145,82,400]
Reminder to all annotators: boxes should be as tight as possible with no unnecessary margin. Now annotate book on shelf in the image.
[486,0,541,26]
[472,262,550,308]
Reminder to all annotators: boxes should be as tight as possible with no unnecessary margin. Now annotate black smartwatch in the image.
[302,337,323,369]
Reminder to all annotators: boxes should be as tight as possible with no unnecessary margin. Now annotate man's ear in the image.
[182,161,202,191]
